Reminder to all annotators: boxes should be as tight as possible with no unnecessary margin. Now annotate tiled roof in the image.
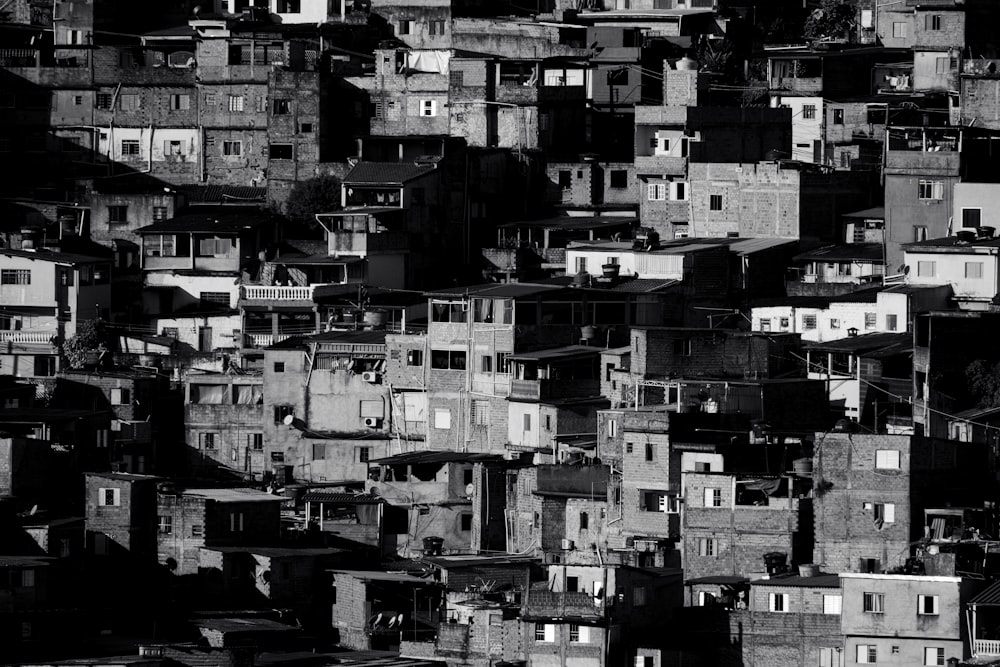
[181,184,267,203]
[343,161,437,185]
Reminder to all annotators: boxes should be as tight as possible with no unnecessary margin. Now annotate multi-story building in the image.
[184,370,265,477]
[903,230,1000,309]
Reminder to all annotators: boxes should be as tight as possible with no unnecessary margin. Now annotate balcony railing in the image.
[241,285,315,301]
[246,333,292,348]
[0,331,55,344]
[975,639,1000,657]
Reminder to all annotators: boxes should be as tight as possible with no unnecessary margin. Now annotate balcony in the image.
[510,378,601,402]
[0,331,55,344]
[975,639,1000,657]
[522,590,606,621]
[241,285,316,302]
[244,333,293,348]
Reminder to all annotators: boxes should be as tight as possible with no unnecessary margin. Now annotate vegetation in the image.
[285,173,343,229]
[62,318,110,369]
[803,0,858,41]
[966,359,1000,408]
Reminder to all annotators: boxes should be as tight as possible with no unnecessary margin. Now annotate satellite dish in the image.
[29,505,37,515]
[283,414,295,426]
[465,483,474,497]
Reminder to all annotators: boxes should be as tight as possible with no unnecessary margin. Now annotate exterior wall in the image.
[771,95,823,164]
[84,473,158,559]
[629,328,784,380]
[90,191,181,247]
[621,417,678,542]
[813,434,914,574]
[330,572,371,650]
[185,375,265,476]
[960,62,1000,129]
[913,49,960,93]
[884,149,960,269]
[727,608,844,667]
[152,313,240,352]
[266,69,323,207]
[683,473,800,581]
[953,182,1000,229]
[904,248,999,304]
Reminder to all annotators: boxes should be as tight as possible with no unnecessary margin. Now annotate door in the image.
[198,326,213,352]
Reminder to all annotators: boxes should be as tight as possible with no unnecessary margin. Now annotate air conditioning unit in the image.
[364,417,383,428]
[361,371,381,384]
[561,538,575,551]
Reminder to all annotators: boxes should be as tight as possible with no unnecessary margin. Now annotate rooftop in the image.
[0,248,108,265]
[343,161,438,186]
[794,243,885,263]
[749,573,840,588]
[327,569,438,584]
[425,282,564,299]
[509,345,603,362]
[499,215,638,231]
[372,451,504,465]
[804,331,912,355]
[268,329,388,349]
[136,211,273,234]
[174,488,285,503]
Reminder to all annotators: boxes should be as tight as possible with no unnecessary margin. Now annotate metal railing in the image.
[241,285,314,301]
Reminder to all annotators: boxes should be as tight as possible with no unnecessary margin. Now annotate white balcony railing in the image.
[247,333,292,348]
[976,639,1000,657]
[0,331,55,343]
[241,285,314,301]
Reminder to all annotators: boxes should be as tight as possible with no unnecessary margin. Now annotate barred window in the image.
[0,270,30,285]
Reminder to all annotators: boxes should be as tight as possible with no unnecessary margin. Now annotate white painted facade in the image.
[144,273,241,309]
[904,245,1000,307]
[153,313,242,352]
[953,182,1000,231]
[751,292,910,343]
[771,94,823,164]
[565,243,686,280]
[99,127,201,164]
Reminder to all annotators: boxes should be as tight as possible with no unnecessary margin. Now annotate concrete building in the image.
[84,472,160,561]
[904,231,1000,309]
[184,370,265,478]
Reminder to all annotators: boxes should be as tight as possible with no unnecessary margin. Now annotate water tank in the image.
[979,226,996,239]
[602,263,621,279]
[956,230,976,243]
[763,551,787,575]
[572,271,590,287]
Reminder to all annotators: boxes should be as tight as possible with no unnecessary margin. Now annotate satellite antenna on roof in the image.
[283,414,295,428]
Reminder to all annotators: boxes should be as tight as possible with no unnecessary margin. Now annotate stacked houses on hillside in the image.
[7,0,1000,666]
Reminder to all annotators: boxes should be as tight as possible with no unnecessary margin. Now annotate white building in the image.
[903,232,1000,309]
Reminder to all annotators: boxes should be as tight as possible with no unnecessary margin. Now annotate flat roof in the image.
[500,216,638,231]
[204,546,350,557]
[509,345,602,363]
[750,573,840,588]
[794,243,884,262]
[178,488,285,503]
[843,206,886,219]
[685,575,749,585]
[421,554,538,568]
[803,332,911,354]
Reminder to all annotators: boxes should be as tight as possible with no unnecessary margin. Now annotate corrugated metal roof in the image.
[136,211,272,234]
[970,580,1000,606]
[181,184,267,203]
[372,451,503,465]
[302,492,382,504]
[750,573,840,588]
[425,282,564,298]
[509,345,601,362]
[0,248,108,264]
[804,332,911,354]
[794,243,885,262]
[343,162,437,185]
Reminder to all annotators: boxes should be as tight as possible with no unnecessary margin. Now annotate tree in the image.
[285,174,343,228]
[803,0,858,41]
[966,359,1000,408]
[62,318,110,369]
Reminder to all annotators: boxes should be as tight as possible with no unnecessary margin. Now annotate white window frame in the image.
[768,592,789,613]
[647,183,666,201]
[223,140,243,157]
[228,95,244,112]
[669,181,688,201]
[918,594,940,615]
[420,99,437,117]
[918,180,944,201]
[917,260,936,278]
[875,449,900,469]
[924,646,944,666]
[823,594,842,615]
[433,409,451,429]
[966,261,984,279]
[698,537,717,557]
[858,644,877,664]
[863,591,885,613]
[704,487,722,507]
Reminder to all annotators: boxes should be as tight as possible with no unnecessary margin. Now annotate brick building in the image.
[84,472,160,561]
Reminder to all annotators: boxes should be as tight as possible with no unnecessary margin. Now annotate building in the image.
[84,472,160,561]
[184,370,264,478]
[903,230,1000,309]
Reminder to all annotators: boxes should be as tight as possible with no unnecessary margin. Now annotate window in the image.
[34,356,56,377]
[917,261,936,278]
[559,170,572,189]
[191,525,203,537]
[936,57,950,74]
[823,594,842,615]
[312,442,326,460]
[610,170,628,189]
[626,442,633,454]
[434,409,451,429]
[460,513,472,531]
[256,96,267,112]
[966,262,984,279]
[580,511,589,530]
[169,94,190,110]
[670,181,687,201]
[479,355,493,373]
[111,388,130,405]
[406,349,423,366]
[874,502,895,524]
[914,226,928,242]
[698,538,717,556]
[431,350,466,370]
[1,270,31,286]
[248,433,263,450]
[273,362,285,373]
[229,512,244,532]
[645,442,654,462]
[768,593,788,612]
[962,208,982,228]
[496,352,511,373]
[802,105,816,120]
[858,645,877,664]
[158,515,173,534]
[119,94,140,110]
[269,144,293,160]
[833,108,844,125]
[924,647,945,666]
[152,206,168,221]
[918,180,944,200]
[673,338,691,356]
[535,624,554,642]
[709,194,723,211]
[830,318,840,330]
[96,93,112,109]
[918,594,939,615]
[927,14,942,30]
[863,592,885,613]
[277,0,300,11]
[273,99,290,114]
[779,317,790,329]
[705,488,722,507]
[199,292,230,306]
[99,488,121,507]
[300,122,312,133]
[429,20,446,35]
[398,19,413,35]
[420,100,437,117]
[647,183,666,201]
[523,413,532,432]
[886,314,898,331]
[121,140,140,157]
[575,256,588,273]
[19,569,34,588]
[223,140,242,156]
[273,405,294,424]
[357,447,371,463]
[608,419,617,437]
[200,433,216,450]
[892,22,907,38]
[840,152,851,169]
[471,399,489,426]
